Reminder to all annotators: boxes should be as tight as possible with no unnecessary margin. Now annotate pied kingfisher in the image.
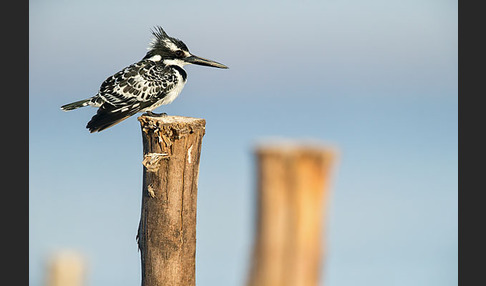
[61,26,228,133]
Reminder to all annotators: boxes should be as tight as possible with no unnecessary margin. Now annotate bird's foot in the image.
[145,111,168,117]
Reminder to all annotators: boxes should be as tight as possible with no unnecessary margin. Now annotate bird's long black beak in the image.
[185,54,228,69]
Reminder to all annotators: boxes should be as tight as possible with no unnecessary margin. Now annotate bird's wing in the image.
[98,60,179,108]
[86,61,179,132]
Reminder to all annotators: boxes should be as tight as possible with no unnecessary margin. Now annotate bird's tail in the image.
[60,99,91,111]
[86,103,148,133]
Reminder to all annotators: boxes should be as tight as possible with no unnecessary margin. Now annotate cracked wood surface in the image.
[137,115,206,286]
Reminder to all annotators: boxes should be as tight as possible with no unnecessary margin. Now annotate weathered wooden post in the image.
[247,143,336,286]
[137,115,206,286]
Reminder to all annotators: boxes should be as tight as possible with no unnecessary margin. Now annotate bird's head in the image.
[143,26,228,69]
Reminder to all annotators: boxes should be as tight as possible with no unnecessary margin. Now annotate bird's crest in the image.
[148,26,188,52]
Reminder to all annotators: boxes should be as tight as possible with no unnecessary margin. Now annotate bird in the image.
[61,26,228,133]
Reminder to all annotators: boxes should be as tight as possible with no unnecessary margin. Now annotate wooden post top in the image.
[254,140,338,161]
[138,114,206,131]
[138,115,206,158]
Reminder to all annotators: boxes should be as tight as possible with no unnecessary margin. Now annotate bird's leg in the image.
[145,111,168,117]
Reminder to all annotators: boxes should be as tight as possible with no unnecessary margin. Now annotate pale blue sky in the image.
[30,0,457,285]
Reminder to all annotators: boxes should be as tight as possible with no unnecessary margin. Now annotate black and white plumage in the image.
[61,26,228,132]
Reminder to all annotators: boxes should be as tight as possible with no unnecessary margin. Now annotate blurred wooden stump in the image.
[46,250,86,286]
[247,143,337,286]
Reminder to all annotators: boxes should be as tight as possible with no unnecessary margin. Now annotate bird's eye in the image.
[176,50,185,57]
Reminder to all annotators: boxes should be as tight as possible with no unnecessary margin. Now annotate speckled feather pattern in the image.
[82,60,187,132]
[94,60,185,112]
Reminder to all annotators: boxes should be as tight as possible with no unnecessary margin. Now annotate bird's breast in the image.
[160,78,186,105]
[144,70,186,112]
